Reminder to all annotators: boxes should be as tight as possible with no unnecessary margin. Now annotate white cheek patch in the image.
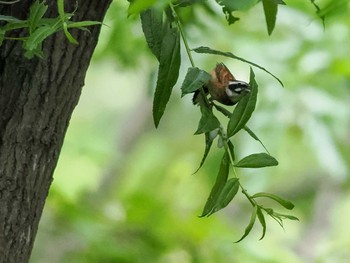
[228,80,249,94]
[226,88,235,97]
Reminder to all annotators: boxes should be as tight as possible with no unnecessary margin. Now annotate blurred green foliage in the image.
[30,0,349,262]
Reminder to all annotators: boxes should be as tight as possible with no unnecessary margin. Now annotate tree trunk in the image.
[0,1,112,262]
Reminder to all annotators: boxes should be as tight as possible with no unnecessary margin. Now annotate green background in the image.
[31,1,350,262]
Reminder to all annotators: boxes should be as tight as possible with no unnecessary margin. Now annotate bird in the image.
[193,63,250,106]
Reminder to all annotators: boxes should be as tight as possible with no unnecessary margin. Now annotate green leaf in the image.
[317,0,348,19]
[57,0,78,46]
[0,15,22,22]
[63,22,78,44]
[222,6,239,25]
[256,207,267,240]
[234,153,278,168]
[28,0,48,34]
[140,8,163,61]
[128,0,159,16]
[24,24,57,52]
[24,42,43,59]
[216,0,258,10]
[243,126,259,140]
[235,205,257,243]
[227,68,257,137]
[57,0,66,22]
[265,208,299,227]
[252,192,294,210]
[262,0,278,35]
[266,208,284,228]
[193,46,284,87]
[243,126,270,154]
[67,21,102,29]
[213,103,232,118]
[175,0,208,7]
[227,140,235,162]
[0,18,28,32]
[200,152,230,217]
[193,131,216,174]
[153,26,181,127]
[181,67,211,96]
[215,0,258,25]
[277,213,299,221]
[195,106,220,134]
[212,178,239,214]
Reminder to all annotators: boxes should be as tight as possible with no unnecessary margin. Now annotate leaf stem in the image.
[219,126,256,207]
[169,3,211,107]
[169,3,195,67]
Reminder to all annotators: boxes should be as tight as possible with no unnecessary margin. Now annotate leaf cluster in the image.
[138,1,299,242]
[0,0,101,58]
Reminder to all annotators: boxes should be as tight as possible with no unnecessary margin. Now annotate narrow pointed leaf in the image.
[262,0,278,35]
[193,46,283,87]
[234,153,278,168]
[0,15,22,22]
[140,8,163,61]
[195,106,220,134]
[193,131,216,174]
[67,21,102,29]
[200,153,229,217]
[28,0,48,34]
[227,68,257,137]
[213,103,232,118]
[227,140,235,162]
[256,207,267,240]
[63,22,78,44]
[181,67,211,96]
[235,206,257,243]
[252,192,294,210]
[243,126,270,154]
[267,209,299,224]
[176,0,208,7]
[1,20,28,32]
[153,27,181,127]
[278,214,299,221]
[211,178,239,214]
[24,24,57,52]
[57,0,66,21]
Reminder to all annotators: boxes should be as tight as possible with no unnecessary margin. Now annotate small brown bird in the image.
[193,63,250,106]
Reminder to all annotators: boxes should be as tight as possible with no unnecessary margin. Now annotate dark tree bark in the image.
[0,1,112,262]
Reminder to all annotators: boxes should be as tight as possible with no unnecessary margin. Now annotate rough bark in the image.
[0,1,112,262]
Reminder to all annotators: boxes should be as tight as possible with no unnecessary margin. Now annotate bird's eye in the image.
[228,81,250,94]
